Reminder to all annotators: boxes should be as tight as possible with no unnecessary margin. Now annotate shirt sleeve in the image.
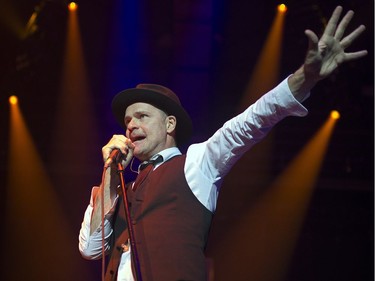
[185,77,308,212]
[78,186,118,259]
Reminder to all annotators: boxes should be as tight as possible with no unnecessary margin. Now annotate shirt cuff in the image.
[274,76,309,117]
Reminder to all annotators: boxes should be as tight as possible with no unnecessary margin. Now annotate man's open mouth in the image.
[131,135,146,143]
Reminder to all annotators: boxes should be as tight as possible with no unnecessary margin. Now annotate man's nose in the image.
[127,118,138,130]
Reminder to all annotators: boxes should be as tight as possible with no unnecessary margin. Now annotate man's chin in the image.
[133,148,146,161]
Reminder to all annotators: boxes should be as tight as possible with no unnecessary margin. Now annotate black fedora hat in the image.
[111,84,193,145]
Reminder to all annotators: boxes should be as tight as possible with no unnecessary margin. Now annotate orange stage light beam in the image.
[213,112,339,281]
[68,2,78,12]
[9,95,18,105]
[48,7,100,280]
[278,4,287,13]
[4,98,79,281]
[330,110,340,120]
[52,0,99,173]
[238,5,287,110]
[229,6,288,201]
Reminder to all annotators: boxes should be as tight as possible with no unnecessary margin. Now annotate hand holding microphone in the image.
[102,135,134,168]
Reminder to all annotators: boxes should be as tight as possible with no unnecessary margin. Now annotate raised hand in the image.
[288,6,367,101]
[303,6,367,81]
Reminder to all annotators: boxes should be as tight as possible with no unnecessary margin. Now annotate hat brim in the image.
[111,88,193,145]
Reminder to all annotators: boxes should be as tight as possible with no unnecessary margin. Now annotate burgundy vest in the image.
[105,155,213,281]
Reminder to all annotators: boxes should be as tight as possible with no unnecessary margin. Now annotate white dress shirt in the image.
[78,77,308,280]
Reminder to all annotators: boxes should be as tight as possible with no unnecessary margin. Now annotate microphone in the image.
[104,149,124,167]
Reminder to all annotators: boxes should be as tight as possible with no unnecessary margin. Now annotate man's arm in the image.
[90,166,119,234]
[90,135,135,234]
[78,172,118,259]
[288,6,367,102]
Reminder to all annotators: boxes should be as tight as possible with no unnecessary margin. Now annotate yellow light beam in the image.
[3,98,79,281]
[213,113,339,281]
[48,7,100,280]
[9,95,18,105]
[238,5,287,111]
[330,110,340,120]
[68,2,78,12]
[278,4,287,13]
[52,0,98,174]
[231,6,288,198]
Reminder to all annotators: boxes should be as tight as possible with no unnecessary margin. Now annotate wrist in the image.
[288,65,318,102]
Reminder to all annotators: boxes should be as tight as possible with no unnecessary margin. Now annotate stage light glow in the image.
[6,87,81,281]
[68,2,77,11]
[239,3,286,110]
[278,4,287,13]
[330,110,340,120]
[214,112,338,281]
[9,95,18,105]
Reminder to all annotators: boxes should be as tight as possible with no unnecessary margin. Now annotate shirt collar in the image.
[139,147,182,172]
[155,147,182,163]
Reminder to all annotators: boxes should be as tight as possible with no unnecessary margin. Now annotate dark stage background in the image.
[0,0,373,280]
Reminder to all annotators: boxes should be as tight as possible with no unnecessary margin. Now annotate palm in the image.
[303,6,367,81]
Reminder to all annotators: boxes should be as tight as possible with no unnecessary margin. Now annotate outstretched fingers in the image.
[341,24,367,49]
[323,6,343,37]
[344,50,368,62]
[334,10,354,40]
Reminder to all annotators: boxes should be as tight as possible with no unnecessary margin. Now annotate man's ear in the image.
[166,115,177,134]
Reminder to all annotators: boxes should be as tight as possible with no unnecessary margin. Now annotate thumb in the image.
[304,29,319,52]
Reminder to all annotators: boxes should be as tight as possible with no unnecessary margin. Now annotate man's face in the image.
[124,102,171,161]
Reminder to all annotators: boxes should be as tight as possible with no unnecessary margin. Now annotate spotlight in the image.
[9,95,18,105]
[68,2,78,11]
[278,4,287,13]
[330,110,340,120]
